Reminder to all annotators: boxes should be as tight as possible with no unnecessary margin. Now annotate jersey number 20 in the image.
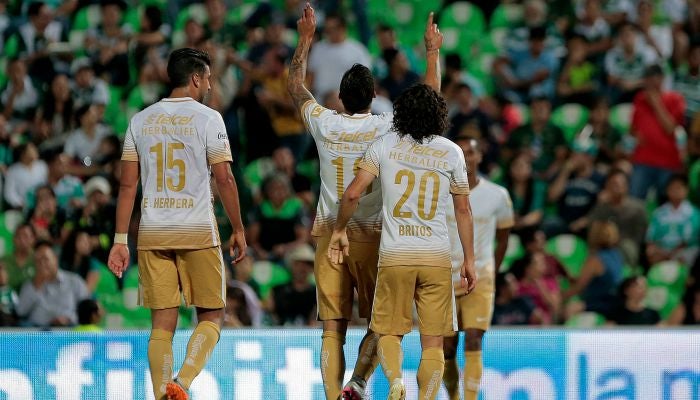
[393,169,439,220]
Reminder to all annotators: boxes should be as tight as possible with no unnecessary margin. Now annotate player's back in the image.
[123,98,232,250]
[302,101,393,241]
[359,134,470,268]
[447,178,514,276]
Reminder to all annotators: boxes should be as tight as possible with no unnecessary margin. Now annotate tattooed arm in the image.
[423,12,444,93]
[288,2,317,111]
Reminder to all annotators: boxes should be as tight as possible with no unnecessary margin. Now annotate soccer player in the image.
[442,136,514,400]
[287,4,444,399]
[329,84,477,400]
[107,48,247,400]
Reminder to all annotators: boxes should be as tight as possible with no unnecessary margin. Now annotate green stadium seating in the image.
[120,265,152,328]
[0,210,22,257]
[93,262,124,329]
[439,2,486,59]
[688,159,700,206]
[489,3,524,29]
[551,103,590,144]
[565,311,606,327]
[647,260,688,293]
[72,4,102,31]
[545,234,589,278]
[501,233,525,272]
[251,260,291,300]
[105,85,128,138]
[645,284,683,320]
[609,102,633,134]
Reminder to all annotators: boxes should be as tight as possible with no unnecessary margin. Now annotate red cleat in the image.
[165,381,189,400]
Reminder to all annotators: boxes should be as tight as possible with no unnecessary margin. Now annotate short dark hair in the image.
[28,2,44,17]
[666,173,688,190]
[77,299,100,325]
[325,12,347,27]
[529,25,547,41]
[382,48,400,67]
[392,84,449,143]
[34,240,53,251]
[339,64,374,114]
[445,53,462,70]
[606,168,629,184]
[167,48,211,88]
[74,104,92,126]
[452,135,480,151]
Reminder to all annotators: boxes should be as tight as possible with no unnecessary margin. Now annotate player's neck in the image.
[168,87,195,100]
[346,107,371,116]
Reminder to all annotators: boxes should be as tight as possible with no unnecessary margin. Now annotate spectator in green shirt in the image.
[646,174,700,266]
[505,152,548,232]
[505,96,568,179]
[1,223,35,292]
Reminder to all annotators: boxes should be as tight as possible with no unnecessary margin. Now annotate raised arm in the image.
[423,12,443,92]
[288,2,317,111]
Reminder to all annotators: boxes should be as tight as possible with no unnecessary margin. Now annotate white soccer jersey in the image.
[447,178,514,279]
[358,134,470,268]
[301,100,393,242]
[122,97,233,250]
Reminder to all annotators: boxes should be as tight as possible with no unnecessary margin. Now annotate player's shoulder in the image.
[431,136,463,154]
[481,178,512,202]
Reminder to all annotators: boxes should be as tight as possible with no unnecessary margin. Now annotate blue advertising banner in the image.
[0,329,698,399]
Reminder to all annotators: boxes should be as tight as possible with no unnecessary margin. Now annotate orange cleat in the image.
[165,381,189,400]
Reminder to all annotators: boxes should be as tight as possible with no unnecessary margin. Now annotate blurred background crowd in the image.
[0,0,699,330]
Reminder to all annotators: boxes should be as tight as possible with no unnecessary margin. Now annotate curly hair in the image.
[392,84,449,143]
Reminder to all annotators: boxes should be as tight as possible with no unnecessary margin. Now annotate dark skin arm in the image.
[494,227,511,273]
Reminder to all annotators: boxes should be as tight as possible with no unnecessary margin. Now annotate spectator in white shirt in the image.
[64,104,112,165]
[308,13,371,100]
[1,58,39,123]
[635,0,673,60]
[70,58,110,118]
[16,241,88,327]
[4,143,48,209]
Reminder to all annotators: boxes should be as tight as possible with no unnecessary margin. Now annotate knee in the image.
[443,337,458,359]
[323,319,348,334]
[464,331,484,351]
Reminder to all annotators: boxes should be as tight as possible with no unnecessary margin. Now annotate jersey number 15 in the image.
[149,142,186,192]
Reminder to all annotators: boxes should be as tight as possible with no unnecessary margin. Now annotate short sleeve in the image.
[206,113,233,165]
[496,188,515,229]
[301,100,331,140]
[121,122,138,162]
[450,147,470,195]
[357,138,382,177]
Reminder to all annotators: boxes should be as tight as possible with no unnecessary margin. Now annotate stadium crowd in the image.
[0,0,700,329]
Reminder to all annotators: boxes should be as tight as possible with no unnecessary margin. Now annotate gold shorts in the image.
[370,265,456,336]
[137,247,225,310]
[454,274,495,331]
[314,235,379,321]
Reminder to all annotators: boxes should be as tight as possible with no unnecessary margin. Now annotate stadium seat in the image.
[251,260,291,300]
[0,210,22,257]
[226,2,257,25]
[72,4,102,31]
[688,159,700,206]
[93,262,124,328]
[551,103,590,144]
[105,85,128,138]
[645,284,683,320]
[647,260,688,293]
[565,311,606,328]
[120,265,152,328]
[545,234,589,278]
[489,3,524,29]
[609,102,633,134]
[489,28,508,51]
[439,2,486,59]
[501,233,525,272]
